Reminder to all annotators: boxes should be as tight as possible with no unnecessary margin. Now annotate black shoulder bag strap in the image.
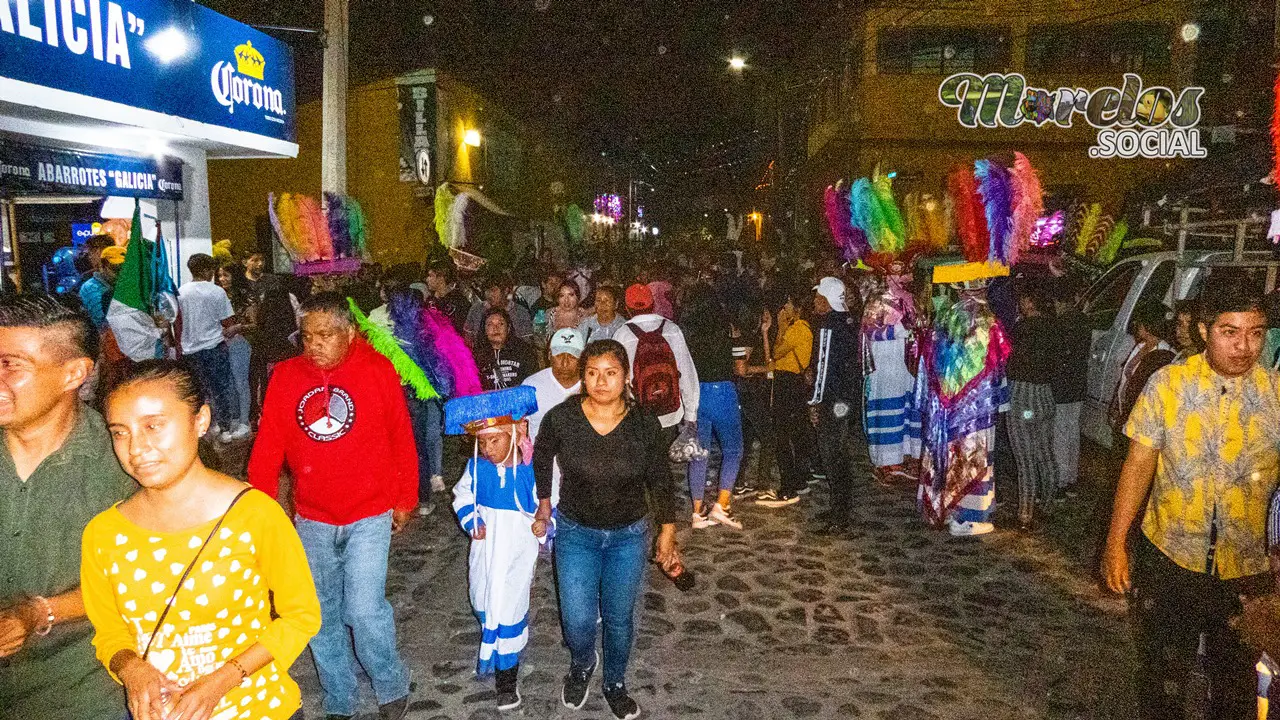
[140,487,253,660]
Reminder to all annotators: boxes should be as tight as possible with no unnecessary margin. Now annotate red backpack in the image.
[627,321,682,415]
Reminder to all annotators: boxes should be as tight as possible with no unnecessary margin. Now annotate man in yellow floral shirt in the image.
[1102,286,1280,720]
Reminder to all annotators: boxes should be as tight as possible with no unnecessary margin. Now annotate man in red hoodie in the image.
[249,292,417,720]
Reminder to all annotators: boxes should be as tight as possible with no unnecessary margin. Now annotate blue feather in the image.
[389,293,454,398]
[974,160,1013,264]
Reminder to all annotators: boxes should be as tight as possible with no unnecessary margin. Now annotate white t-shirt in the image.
[522,367,581,441]
[178,281,233,354]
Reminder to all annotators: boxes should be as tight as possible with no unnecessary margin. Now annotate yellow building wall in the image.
[808,0,1197,205]
[208,79,444,268]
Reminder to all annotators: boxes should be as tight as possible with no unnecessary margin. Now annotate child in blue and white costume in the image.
[446,385,548,712]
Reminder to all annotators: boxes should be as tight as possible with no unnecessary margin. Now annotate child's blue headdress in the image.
[444,386,538,436]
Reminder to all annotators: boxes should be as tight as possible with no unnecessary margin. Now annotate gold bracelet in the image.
[226,658,250,683]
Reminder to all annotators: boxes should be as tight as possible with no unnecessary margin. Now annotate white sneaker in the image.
[709,503,743,530]
[691,510,718,529]
[429,475,446,493]
[948,518,995,537]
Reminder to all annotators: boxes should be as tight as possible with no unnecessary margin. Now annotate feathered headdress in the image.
[444,386,538,436]
[1007,152,1044,266]
[421,306,482,397]
[948,166,989,263]
[824,182,869,262]
[348,298,439,400]
[974,159,1012,264]
[868,175,906,254]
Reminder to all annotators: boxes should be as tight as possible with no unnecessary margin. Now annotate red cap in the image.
[625,283,654,312]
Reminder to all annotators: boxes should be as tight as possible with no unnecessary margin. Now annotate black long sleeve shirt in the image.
[533,398,683,529]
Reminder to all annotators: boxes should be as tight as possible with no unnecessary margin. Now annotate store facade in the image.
[0,0,296,289]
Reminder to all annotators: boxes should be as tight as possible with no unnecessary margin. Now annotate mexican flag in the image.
[106,201,178,361]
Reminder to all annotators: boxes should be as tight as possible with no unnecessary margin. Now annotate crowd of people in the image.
[4,237,1280,720]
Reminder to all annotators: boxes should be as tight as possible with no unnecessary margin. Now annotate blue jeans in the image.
[404,390,443,499]
[186,342,239,429]
[227,335,251,425]
[554,515,649,688]
[688,381,744,502]
[295,511,410,716]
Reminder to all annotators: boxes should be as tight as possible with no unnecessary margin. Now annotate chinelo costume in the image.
[445,385,545,711]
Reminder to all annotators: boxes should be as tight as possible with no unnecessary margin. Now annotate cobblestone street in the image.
[216,436,1142,720]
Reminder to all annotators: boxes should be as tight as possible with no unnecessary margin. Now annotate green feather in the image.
[347,197,368,259]
[348,298,439,400]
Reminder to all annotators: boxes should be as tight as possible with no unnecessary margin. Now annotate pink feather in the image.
[1008,152,1045,266]
[421,307,482,397]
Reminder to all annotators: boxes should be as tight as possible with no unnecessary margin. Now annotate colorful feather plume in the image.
[434,184,455,245]
[1273,67,1280,188]
[325,192,351,259]
[347,197,368,259]
[921,194,951,252]
[825,183,866,262]
[387,293,453,398]
[1096,219,1128,266]
[267,192,286,256]
[948,167,988,263]
[974,159,1013,264]
[272,193,319,262]
[293,194,333,260]
[348,298,439,400]
[1074,203,1101,258]
[447,193,470,249]
[421,307,481,397]
[1008,152,1044,266]
[868,175,906,253]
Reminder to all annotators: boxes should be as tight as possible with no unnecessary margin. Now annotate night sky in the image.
[207,0,839,209]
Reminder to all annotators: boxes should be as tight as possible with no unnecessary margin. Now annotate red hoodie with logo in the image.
[248,338,419,525]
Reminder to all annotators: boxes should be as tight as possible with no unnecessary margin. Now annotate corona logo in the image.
[234,41,265,81]
[211,41,286,120]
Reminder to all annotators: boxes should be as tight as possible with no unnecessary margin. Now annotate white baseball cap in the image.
[549,328,586,358]
[814,276,848,312]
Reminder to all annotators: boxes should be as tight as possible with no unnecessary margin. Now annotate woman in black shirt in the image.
[532,340,682,720]
[679,287,745,530]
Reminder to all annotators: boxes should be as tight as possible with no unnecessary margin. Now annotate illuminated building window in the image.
[876,28,1010,75]
[1026,23,1173,73]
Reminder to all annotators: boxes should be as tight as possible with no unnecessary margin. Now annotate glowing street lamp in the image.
[729,56,746,71]
[463,129,482,147]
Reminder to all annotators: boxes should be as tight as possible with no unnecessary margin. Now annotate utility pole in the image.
[320,0,348,195]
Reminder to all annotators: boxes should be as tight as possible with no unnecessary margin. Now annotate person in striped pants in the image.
[1005,287,1059,530]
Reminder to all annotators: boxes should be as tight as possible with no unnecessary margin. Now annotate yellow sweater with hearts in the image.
[81,489,321,720]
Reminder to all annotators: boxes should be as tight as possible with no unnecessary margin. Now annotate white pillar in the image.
[321,0,349,195]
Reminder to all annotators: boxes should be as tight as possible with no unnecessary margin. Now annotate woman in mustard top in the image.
[81,360,321,720]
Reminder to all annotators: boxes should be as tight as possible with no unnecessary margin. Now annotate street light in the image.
[729,56,746,71]
[464,129,482,147]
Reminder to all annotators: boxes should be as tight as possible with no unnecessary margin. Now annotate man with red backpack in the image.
[614,284,700,443]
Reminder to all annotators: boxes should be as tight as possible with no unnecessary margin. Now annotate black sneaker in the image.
[378,695,409,720]
[496,687,521,711]
[732,484,758,498]
[561,651,597,709]
[604,683,642,720]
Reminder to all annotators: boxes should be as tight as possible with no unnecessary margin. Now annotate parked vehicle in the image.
[1080,242,1279,447]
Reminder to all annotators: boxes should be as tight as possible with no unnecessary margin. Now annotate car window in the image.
[1186,265,1272,302]
[1082,261,1141,330]
[1135,261,1174,311]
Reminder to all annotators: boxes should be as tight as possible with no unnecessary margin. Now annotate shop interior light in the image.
[1180,22,1200,42]
[145,27,190,63]
[463,129,482,147]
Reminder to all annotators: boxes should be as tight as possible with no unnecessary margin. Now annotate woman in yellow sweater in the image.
[81,360,321,720]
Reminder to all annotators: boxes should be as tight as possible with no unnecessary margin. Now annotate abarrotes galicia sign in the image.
[0,0,296,143]
[0,138,183,199]
[938,73,1206,160]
